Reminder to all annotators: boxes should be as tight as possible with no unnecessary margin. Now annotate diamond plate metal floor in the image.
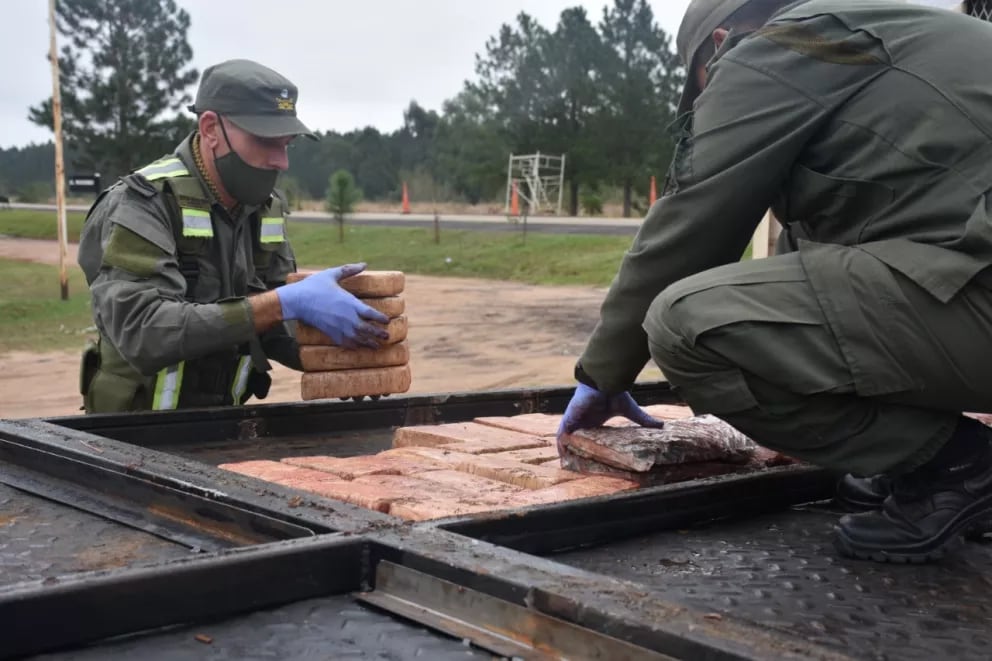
[0,483,190,588]
[32,596,496,660]
[555,504,992,660]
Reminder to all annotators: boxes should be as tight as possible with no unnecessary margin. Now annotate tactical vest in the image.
[82,154,288,412]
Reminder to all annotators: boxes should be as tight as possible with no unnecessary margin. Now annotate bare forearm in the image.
[249,289,285,333]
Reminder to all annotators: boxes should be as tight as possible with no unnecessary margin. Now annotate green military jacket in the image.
[579,0,992,394]
[77,133,301,412]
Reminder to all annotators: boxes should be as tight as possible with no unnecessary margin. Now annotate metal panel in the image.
[46,383,678,448]
[365,529,850,661]
[0,438,317,551]
[0,418,397,535]
[440,465,837,554]
[0,483,189,588]
[358,560,675,660]
[0,536,366,660]
[33,595,495,660]
[556,505,992,661]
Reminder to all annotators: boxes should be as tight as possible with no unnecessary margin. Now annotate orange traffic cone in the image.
[510,182,520,216]
[401,182,411,215]
[649,176,657,206]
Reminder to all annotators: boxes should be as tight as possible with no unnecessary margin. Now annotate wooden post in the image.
[751,211,771,260]
[49,0,69,301]
[766,213,782,257]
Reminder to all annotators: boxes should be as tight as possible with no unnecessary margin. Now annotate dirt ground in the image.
[0,238,662,419]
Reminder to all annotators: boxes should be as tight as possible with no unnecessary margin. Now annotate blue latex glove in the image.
[556,383,665,448]
[278,263,390,349]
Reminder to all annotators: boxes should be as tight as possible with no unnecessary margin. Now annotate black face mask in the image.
[213,117,279,206]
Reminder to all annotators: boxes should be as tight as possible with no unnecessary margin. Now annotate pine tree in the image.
[326,170,362,243]
[28,0,198,181]
[598,0,683,217]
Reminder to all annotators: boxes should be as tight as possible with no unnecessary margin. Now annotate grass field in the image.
[0,209,752,353]
[0,210,636,286]
[0,210,635,352]
[0,210,87,242]
[0,260,93,353]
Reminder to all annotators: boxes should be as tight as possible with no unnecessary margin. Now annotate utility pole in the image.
[49,0,69,300]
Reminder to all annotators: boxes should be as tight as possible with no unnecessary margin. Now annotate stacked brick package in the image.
[287,270,412,400]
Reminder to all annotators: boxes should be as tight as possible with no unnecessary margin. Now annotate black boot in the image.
[834,418,992,563]
[837,472,992,541]
[835,474,892,511]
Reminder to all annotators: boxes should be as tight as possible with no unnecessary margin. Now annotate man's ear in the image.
[198,111,220,150]
[712,27,730,52]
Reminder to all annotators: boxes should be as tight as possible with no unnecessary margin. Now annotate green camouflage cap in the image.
[189,59,317,140]
[676,0,753,115]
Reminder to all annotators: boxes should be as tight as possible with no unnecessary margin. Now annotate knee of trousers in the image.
[643,285,706,372]
[643,285,758,416]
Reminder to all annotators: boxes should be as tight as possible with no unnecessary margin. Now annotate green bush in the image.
[16,182,53,204]
[325,169,363,243]
[580,189,604,216]
[277,174,305,211]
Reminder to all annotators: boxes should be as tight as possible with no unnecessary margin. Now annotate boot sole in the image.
[834,498,992,542]
[833,499,992,563]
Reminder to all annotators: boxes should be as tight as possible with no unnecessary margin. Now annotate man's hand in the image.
[277,263,390,349]
[556,383,665,450]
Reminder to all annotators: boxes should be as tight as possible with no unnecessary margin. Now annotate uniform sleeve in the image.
[577,53,832,394]
[259,237,303,370]
[256,198,302,370]
[83,189,255,376]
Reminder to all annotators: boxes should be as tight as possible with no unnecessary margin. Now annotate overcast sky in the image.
[1,0,964,150]
[1,0,693,149]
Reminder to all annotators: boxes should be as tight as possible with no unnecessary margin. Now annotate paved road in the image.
[6,202,643,236]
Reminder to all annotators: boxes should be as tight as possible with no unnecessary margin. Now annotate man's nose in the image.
[269,146,290,171]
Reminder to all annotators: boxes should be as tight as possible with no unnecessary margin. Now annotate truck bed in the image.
[3,384,990,660]
[556,505,992,660]
[0,483,189,587]
[33,596,494,661]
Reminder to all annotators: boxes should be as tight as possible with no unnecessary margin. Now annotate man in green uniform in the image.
[558,0,992,562]
[78,59,389,413]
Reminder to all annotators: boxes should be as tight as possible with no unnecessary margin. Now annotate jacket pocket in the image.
[84,369,144,413]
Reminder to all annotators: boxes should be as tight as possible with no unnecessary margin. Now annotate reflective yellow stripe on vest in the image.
[182,209,214,238]
[137,157,189,182]
[260,216,285,243]
[230,355,253,406]
[152,362,185,410]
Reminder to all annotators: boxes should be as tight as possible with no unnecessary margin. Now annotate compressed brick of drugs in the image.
[301,364,411,400]
[392,446,581,489]
[641,404,694,420]
[299,341,409,371]
[491,446,562,465]
[558,448,759,486]
[281,449,442,480]
[286,270,405,297]
[560,414,757,473]
[387,470,527,521]
[361,296,405,318]
[217,460,340,484]
[296,315,408,346]
[393,421,548,451]
[473,413,564,438]
[508,475,640,507]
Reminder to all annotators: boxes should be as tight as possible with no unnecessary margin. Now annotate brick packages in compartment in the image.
[558,414,800,485]
[289,270,412,400]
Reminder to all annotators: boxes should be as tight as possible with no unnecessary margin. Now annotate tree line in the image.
[4,0,684,217]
